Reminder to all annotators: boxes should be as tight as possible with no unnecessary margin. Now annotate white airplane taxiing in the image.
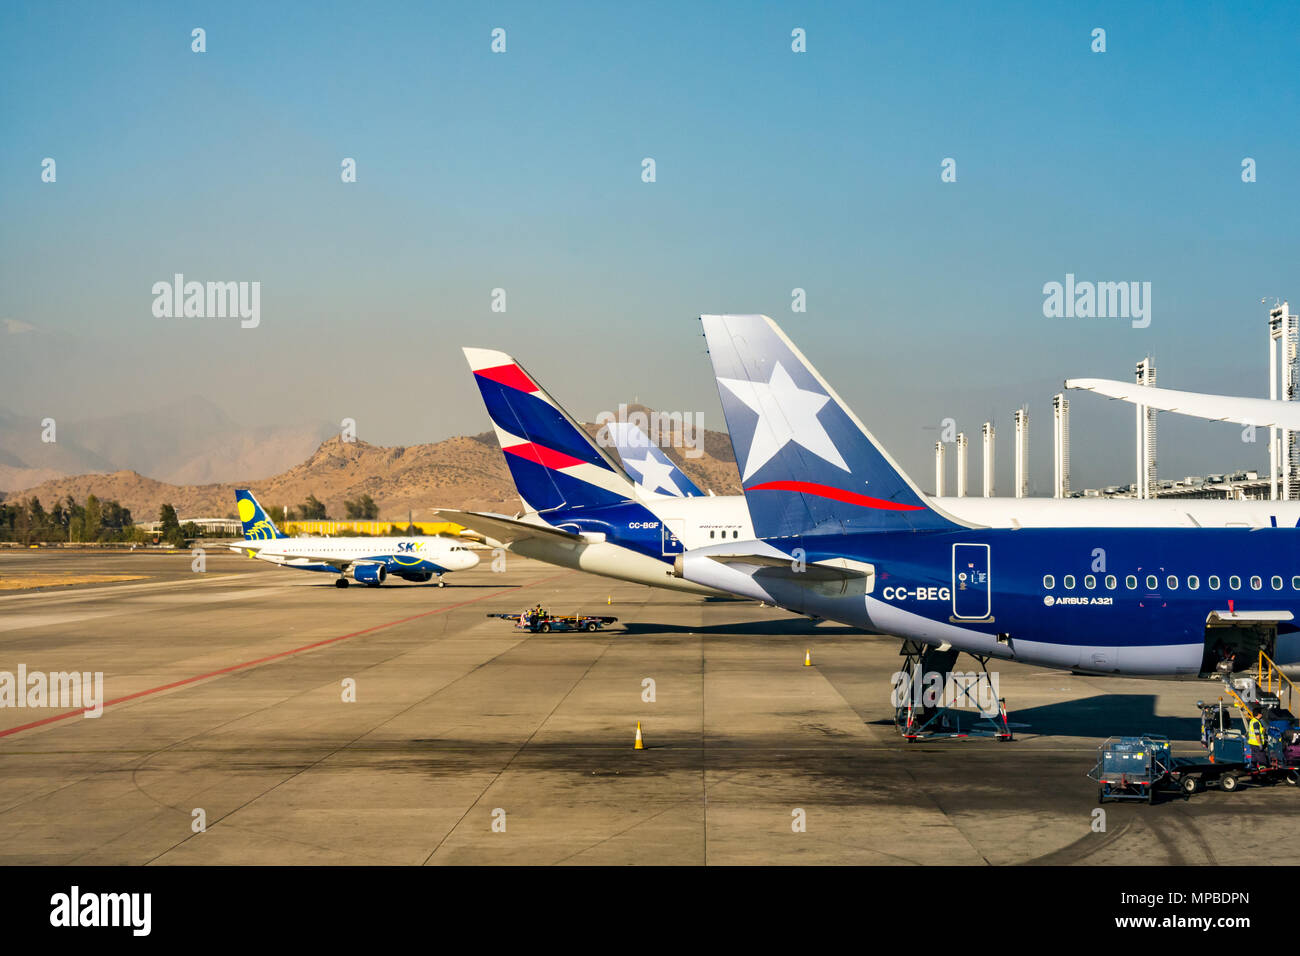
[232,489,479,588]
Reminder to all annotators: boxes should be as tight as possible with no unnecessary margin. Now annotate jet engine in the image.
[352,563,388,586]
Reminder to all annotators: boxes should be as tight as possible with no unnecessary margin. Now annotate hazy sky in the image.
[2,1,1298,492]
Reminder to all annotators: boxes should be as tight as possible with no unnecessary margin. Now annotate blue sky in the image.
[2,0,1298,490]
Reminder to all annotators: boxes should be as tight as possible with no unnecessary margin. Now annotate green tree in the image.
[13,499,32,546]
[64,496,86,542]
[343,494,379,520]
[100,499,132,534]
[159,503,184,546]
[83,494,103,542]
[48,500,68,541]
[300,494,328,520]
[28,497,49,539]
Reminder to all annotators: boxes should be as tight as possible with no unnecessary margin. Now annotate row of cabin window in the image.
[708,530,741,539]
[1043,573,1300,592]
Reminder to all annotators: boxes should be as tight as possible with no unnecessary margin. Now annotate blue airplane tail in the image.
[463,348,638,514]
[699,314,967,538]
[235,489,288,540]
[606,420,704,498]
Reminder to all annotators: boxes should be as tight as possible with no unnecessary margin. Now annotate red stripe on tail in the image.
[504,442,587,470]
[475,363,538,393]
[746,480,925,511]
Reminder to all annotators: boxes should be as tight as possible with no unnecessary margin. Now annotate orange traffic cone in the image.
[634,720,645,750]
[804,649,813,667]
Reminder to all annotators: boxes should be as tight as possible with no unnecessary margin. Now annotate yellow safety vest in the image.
[1247,718,1264,746]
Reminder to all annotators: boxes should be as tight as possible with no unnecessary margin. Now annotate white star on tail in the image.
[717,361,849,482]
[623,452,683,497]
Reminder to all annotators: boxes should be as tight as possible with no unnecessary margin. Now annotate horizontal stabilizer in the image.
[432,509,585,546]
[697,549,875,596]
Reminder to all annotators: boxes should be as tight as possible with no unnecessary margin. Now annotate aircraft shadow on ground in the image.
[1008,694,1203,741]
[620,619,864,637]
[864,694,1203,741]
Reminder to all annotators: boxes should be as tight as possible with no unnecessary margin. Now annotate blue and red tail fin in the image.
[235,489,287,540]
[463,348,637,513]
[607,420,704,498]
[699,314,969,538]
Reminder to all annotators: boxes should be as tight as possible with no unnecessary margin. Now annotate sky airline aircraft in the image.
[231,490,479,588]
[672,314,1300,678]
[446,347,1300,601]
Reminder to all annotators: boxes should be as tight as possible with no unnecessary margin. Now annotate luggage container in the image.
[1090,735,1172,804]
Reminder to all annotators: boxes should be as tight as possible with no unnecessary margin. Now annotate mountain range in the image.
[0,405,742,522]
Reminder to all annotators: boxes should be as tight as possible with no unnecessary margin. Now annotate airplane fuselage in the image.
[678,526,1300,676]
[242,536,478,580]
[510,494,1300,597]
[500,498,750,594]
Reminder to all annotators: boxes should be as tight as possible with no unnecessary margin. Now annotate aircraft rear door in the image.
[661,519,685,556]
[952,543,991,620]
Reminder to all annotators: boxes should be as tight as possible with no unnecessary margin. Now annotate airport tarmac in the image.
[0,546,1295,866]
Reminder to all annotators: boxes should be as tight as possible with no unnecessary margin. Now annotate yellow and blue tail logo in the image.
[235,489,287,540]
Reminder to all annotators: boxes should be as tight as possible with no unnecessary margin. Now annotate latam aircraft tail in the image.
[698,314,970,538]
[606,420,704,498]
[463,348,639,514]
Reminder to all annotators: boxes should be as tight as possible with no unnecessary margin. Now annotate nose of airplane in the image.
[459,550,481,571]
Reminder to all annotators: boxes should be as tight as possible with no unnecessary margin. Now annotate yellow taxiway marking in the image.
[0,572,147,591]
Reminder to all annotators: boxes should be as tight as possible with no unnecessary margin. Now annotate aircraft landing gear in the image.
[335,578,350,589]
[894,639,1014,741]
[437,576,446,588]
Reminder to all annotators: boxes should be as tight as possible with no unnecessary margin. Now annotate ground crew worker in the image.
[1247,705,1266,764]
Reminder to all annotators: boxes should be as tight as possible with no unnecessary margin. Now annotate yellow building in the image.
[282,519,471,538]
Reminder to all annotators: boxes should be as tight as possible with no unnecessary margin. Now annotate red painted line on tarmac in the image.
[0,573,569,740]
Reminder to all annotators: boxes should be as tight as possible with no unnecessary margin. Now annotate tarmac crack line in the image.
[0,577,560,741]
[421,637,613,865]
[701,627,708,865]
[118,622,513,834]
[138,574,572,865]
[810,656,996,865]
[548,769,752,865]
[0,575,567,843]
